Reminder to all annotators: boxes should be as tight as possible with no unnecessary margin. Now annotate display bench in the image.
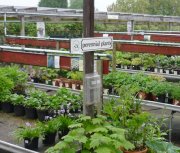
[29,82,180,142]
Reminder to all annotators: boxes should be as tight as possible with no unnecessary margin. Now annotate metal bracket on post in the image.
[96,59,103,114]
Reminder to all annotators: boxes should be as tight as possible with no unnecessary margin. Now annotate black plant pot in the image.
[37,109,48,121]
[24,137,39,150]
[1,102,14,113]
[156,94,166,103]
[14,105,25,116]
[58,129,69,139]
[43,132,56,145]
[25,107,37,119]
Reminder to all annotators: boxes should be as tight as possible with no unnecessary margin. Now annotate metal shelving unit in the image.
[28,82,180,112]
[115,68,180,81]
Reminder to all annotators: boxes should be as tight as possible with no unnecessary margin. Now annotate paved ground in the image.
[0,107,180,152]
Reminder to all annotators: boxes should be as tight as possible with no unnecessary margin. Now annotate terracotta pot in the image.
[52,79,60,86]
[124,147,148,153]
[64,79,72,88]
[138,92,148,100]
[173,99,180,106]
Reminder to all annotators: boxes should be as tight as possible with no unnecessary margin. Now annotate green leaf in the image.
[94,146,114,153]
[91,127,108,134]
[69,123,83,129]
[92,118,103,125]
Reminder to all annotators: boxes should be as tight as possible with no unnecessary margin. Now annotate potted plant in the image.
[1,93,14,113]
[11,94,25,116]
[23,97,39,119]
[45,115,134,153]
[13,123,41,150]
[0,73,14,113]
[2,66,28,95]
[131,57,142,70]
[38,119,59,145]
[67,71,83,90]
[121,59,132,69]
[103,88,180,153]
[151,82,172,103]
[170,84,180,106]
[54,115,73,139]
[31,90,50,121]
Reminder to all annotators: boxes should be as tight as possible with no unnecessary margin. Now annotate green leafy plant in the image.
[13,123,41,141]
[151,82,172,96]
[0,72,14,102]
[170,84,180,100]
[38,119,59,135]
[46,115,134,153]
[23,97,40,108]
[11,94,25,106]
[67,71,83,81]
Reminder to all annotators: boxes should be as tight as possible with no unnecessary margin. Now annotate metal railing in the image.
[0,140,39,153]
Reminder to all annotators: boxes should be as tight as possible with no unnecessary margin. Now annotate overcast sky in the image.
[0,0,117,11]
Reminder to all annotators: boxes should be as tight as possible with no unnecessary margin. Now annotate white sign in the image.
[71,37,113,54]
[108,15,119,20]
[37,22,45,38]
[54,56,60,68]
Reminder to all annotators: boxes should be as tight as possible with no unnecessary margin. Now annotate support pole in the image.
[20,16,25,36]
[169,111,176,142]
[96,59,103,114]
[4,13,7,36]
[83,0,95,117]
[112,43,117,72]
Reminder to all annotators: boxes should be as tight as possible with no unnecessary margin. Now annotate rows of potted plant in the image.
[13,115,73,150]
[21,65,84,90]
[0,65,28,112]
[45,89,180,153]
[0,87,83,121]
[103,72,180,105]
[115,52,180,75]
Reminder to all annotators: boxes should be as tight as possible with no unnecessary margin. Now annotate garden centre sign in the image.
[71,37,113,53]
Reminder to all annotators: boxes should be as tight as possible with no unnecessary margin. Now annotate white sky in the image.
[0,0,117,11]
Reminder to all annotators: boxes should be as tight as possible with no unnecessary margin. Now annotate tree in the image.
[107,0,149,14]
[107,0,180,16]
[69,0,83,9]
[38,0,68,8]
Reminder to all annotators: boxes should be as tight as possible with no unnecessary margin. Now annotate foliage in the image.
[151,82,172,96]
[28,89,51,110]
[108,0,180,16]
[38,0,68,8]
[38,119,59,135]
[10,94,25,106]
[146,139,180,153]
[13,124,41,141]
[67,71,83,81]
[69,0,83,9]
[170,84,180,100]
[54,115,73,131]
[131,57,142,66]
[46,115,134,153]
[103,88,179,152]
[23,97,40,108]
[40,68,58,81]
[0,74,14,101]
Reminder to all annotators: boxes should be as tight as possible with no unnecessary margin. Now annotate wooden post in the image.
[168,22,172,31]
[83,0,95,117]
